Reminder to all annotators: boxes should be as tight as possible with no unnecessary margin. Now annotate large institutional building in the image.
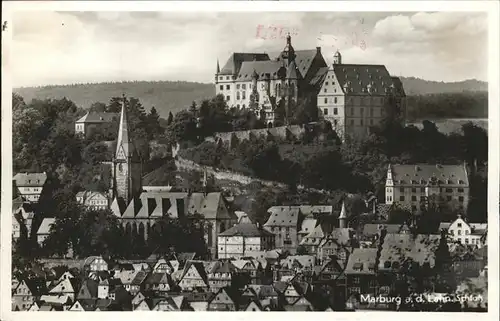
[385,164,470,213]
[216,35,406,139]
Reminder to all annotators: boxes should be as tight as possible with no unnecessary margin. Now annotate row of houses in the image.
[13,223,488,312]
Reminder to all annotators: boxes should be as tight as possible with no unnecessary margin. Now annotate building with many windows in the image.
[440,216,487,248]
[76,191,110,210]
[75,112,119,137]
[217,220,275,259]
[385,164,470,213]
[316,50,406,139]
[13,172,47,203]
[215,35,328,127]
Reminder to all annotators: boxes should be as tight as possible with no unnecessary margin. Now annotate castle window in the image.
[324,88,327,93]
[324,98,327,104]
[412,196,417,201]
[226,96,230,101]
[237,104,240,108]
[334,119,338,125]
[350,119,354,126]
[242,104,246,108]
[334,97,338,104]
[242,91,246,99]
[334,108,338,115]
[399,196,405,201]
[324,108,328,115]
[226,76,230,80]
[459,196,464,202]
[400,187,404,192]
[326,82,329,85]
[458,188,464,193]
[236,92,240,100]
[242,84,246,90]
[226,85,230,90]
[236,84,240,89]
[360,119,363,126]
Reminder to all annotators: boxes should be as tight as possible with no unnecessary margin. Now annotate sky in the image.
[11,11,488,88]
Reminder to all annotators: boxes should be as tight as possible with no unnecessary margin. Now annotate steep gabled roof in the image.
[37,218,56,235]
[76,112,119,123]
[219,222,274,237]
[332,64,396,96]
[345,248,378,275]
[389,164,469,186]
[219,53,270,75]
[13,172,47,187]
[264,206,300,227]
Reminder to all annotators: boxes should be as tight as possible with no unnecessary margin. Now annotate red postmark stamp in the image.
[256,24,299,40]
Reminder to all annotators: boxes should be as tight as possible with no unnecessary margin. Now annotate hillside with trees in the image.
[14,77,488,121]
[14,81,214,119]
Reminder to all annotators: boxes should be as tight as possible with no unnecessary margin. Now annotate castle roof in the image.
[219,53,270,75]
[389,164,469,186]
[330,64,402,96]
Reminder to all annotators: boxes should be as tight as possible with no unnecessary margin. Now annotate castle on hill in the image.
[215,34,406,139]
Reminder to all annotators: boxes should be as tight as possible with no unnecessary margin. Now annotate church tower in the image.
[113,96,142,204]
[333,50,342,65]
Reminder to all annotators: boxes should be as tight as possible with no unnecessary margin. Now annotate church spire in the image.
[116,94,136,161]
[216,58,220,73]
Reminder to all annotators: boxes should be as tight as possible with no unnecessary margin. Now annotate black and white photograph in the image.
[1,1,499,317]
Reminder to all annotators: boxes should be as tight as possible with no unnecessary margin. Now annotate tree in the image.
[146,106,164,140]
[89,102,107,112]
[166,110,198,144]
[167,111,174,126]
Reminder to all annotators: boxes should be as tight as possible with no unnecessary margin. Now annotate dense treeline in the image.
[14,80,215,119]
[407,92,488,121]
[12,93,209,260]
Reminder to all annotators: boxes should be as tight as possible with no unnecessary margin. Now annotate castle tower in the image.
[249,69,260,112]
[280,33,296,68]
[113,96,142,204]
[215,58,220,84]
[339,201,347,228]
[333,50,342,65]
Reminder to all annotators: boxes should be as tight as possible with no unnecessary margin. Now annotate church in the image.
[109,99,238,258]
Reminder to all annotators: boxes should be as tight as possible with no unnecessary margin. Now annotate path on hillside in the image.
[175,156,329,195]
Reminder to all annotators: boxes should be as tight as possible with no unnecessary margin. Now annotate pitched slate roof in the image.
[332,64,398,96]
[298,205,333,216]
[264,206,300,227]
[345,248,378,275]
[13,172,47,187]
[294,49,321,78]
[309,67,329,88]
[389,164,469,186]
[37,218,56,235]
[131,271,149,286]
[237,60,284,81]
[378,233,442,270]
[76,112,119,123]
[363,223,401,236]
[219,53,270,75]
[219,222,274,237]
